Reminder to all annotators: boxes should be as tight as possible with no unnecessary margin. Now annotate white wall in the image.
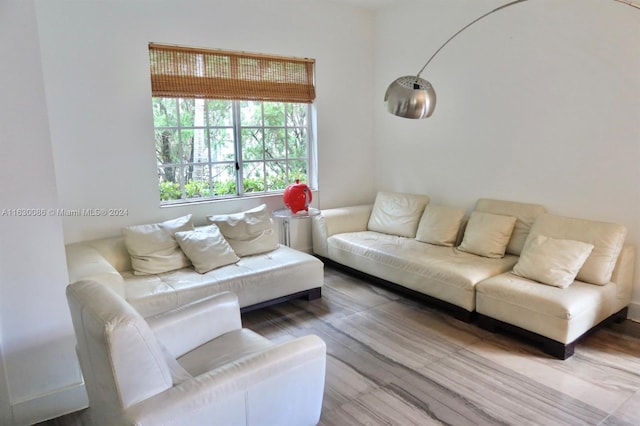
[374,0,640,318]
[0,0,376,422]
[36,0,377,246]
[0,1,87,424]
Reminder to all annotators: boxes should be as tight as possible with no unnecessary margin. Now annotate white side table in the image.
[272,208,321,247]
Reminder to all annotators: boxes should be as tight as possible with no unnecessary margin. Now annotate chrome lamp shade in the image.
[384,76,436,119]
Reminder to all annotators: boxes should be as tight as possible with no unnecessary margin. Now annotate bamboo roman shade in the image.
[149,43,316,103]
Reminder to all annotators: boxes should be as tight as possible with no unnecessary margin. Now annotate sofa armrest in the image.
[122,335,326,425]
[65,244,126,298]
[610,244,636,307]
[312,204,373,257]
[147,292,242,358]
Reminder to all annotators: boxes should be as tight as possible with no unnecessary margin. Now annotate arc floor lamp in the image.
[384,0,639,119]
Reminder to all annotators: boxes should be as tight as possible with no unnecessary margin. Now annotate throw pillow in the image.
[473,198,547,256]
[367,191,430,238]
[525,213,627,286]
[207,204,279,257]
[174,226,240,274]
[415,203,466,247]
[122,214,193,275]
[458,211,516,258]
[512,235,594,288]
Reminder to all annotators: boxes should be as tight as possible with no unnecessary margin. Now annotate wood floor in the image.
[42,265,640,425]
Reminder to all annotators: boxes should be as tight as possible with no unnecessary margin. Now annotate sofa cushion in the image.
[525,213,627,285]
[512,235,594,288]
[458,212,516,259]
[367,191,430,238]
[207,204,279,257]
[175,226,240,274]
[415,203,465,247]
[122,215,193,275]
[327,231,518,311]
[474,199,547,256]
[476,272,618,343]
[177,329,273,376]
[123,245,323,317]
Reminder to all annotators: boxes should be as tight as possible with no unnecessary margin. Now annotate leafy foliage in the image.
[154,97,310,203]
[159,178,274,201]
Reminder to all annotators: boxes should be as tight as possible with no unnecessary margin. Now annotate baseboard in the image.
[627,301,640,322]
[11,382,87,425]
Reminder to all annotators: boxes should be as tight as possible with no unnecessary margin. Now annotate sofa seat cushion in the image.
[476,272,619,343]
[327,231,518,311]
[123,245,323,317]
[177,329,273,377]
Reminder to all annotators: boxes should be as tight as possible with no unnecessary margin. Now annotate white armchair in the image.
[66,280,326,425]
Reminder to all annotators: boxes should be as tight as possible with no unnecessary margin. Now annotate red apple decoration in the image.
[283,179,312,214]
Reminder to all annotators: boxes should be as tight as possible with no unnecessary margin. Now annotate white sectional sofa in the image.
[66,205,324,318]
[312,192,635,359]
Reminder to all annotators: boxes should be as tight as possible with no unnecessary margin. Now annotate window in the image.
[149,44,316,204]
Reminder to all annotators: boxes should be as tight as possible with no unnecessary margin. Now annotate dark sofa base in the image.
[477,307,628,360]
[240,287,322,314]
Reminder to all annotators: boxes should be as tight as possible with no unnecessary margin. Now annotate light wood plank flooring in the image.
[42,265,640,425]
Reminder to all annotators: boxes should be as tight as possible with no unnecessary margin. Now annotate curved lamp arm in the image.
[385,0,639,119]
[416,0,528,79]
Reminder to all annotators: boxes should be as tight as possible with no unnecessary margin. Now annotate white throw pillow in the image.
[525,213,627,285]
[458,211,516,258]
[473,199,547,256]
[512,235,594,288]
[367,191,430,238]
[122,215,193,275]
[207,204,279,257]
[174,226,240,274]
[415,203,465,247]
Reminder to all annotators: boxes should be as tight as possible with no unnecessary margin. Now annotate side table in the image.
[272,208,321,247]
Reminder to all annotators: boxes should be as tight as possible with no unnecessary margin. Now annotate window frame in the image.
[154,97,316,205]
